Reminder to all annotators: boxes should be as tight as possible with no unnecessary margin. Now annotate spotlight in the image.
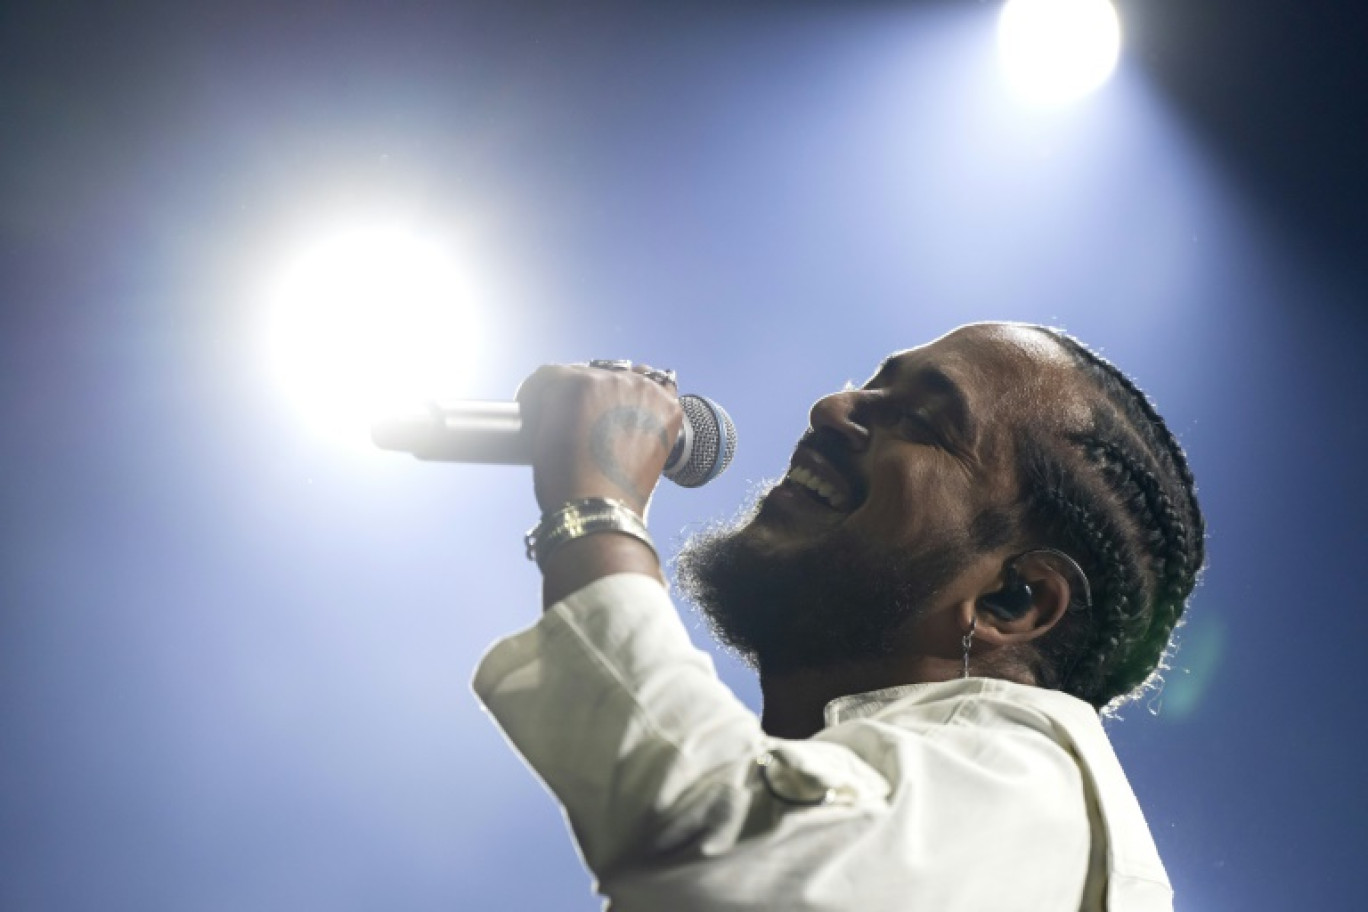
[265,223,479,439]
[998,0,1121,105]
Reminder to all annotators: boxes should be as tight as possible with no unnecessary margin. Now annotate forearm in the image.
[495,364,786,871]
[476,574,769,871]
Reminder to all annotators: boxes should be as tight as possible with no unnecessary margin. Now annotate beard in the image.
[674,485,977,676]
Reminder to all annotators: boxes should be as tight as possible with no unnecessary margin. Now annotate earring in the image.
[961,616,976,680]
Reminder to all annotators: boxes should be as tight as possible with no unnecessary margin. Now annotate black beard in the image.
[674,487,975,676]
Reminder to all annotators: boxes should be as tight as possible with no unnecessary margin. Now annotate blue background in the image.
[2,1,1364,909]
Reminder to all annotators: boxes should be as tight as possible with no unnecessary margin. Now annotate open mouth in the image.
[779,441,863,512]
[784,464,850,509]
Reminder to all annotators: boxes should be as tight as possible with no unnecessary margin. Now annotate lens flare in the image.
[998,0,1121,105]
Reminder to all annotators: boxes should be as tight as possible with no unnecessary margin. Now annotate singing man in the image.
[473,322,1204,911]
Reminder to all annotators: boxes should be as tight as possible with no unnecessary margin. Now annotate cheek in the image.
[856,455,975,546]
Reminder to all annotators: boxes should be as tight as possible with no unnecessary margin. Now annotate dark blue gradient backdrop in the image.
[2,2,1364,909]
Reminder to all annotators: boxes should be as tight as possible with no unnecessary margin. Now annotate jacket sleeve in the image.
[471,573,892,879]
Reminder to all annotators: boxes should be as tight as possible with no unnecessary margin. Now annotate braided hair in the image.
[1017,328,1206,714]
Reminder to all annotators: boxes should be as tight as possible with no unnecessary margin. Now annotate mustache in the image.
[793,426,868,507]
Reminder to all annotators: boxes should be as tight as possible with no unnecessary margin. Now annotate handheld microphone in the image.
[371,394,737,488]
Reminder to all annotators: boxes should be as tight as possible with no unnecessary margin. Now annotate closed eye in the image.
[897,405,941,441]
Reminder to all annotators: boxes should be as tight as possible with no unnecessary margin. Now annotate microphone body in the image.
[372,395,736,488]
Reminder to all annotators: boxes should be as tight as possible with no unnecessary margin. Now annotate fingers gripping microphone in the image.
[371,394,737,488]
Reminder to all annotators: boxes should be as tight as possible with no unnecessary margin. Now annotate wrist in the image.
[539,534,664,608]
[528,498,664,610]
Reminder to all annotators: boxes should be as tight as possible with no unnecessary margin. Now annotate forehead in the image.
[879,323,1067,379]
[876,323,1089,423]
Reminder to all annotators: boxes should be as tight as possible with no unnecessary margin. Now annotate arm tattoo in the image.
[588,406,670,504]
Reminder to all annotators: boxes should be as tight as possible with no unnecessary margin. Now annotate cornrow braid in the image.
[1077,435,1193,612]
[1020,328,1206,713]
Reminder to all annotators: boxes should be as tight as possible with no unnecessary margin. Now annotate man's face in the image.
[676,323,1086,674]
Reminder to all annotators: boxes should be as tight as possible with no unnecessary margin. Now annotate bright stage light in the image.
[998,0,1121,105]
[266,224,479,439]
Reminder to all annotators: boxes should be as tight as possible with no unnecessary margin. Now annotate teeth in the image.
[787,465,847,509]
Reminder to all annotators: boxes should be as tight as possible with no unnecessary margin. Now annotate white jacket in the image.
[475,573,1172,911]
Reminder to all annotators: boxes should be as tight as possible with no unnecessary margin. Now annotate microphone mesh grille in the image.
[671,394,737,488]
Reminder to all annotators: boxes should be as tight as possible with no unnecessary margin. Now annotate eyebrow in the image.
[874,358,976,443]
[874,358,965,406]
[920,366,966,406]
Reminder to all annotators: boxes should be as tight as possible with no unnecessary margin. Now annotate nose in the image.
[808,390,872,451]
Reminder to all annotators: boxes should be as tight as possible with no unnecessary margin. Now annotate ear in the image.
[972,552,1075,647]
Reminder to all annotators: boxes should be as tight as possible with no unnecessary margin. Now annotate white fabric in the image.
[474,573,1172,911]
